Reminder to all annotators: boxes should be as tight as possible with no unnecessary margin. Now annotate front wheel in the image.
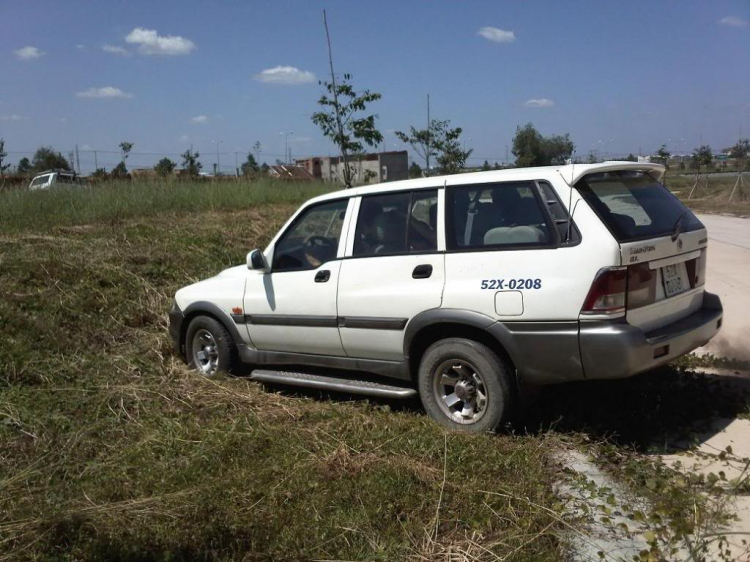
[185,316,236,376]
[417,338,513,432]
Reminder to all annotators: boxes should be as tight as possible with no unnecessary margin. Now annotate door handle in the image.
[315,269,331,283]
[412,264,433,279]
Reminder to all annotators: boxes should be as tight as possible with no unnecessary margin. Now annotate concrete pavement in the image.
[696,214,750,361]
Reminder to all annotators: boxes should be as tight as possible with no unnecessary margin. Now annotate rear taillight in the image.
[582,267,627,314]
[627,262,657,309]
[685,249,707,288]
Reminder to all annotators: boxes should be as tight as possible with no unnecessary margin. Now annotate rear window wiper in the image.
[671,211,687,242]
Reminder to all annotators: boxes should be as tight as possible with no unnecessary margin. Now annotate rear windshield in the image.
[575,171,703,242]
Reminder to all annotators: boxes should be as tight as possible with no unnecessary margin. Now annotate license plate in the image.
[661,262,689,298]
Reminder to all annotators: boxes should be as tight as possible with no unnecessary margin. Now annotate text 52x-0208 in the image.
[480,279,542,290]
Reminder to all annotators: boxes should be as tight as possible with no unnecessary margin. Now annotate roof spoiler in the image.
[564,161,666,186]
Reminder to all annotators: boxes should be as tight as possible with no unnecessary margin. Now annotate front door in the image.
[243,198,350,356]
[337,189,445,361]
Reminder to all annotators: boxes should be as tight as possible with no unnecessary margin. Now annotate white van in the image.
[169,162,722,432]
[28,170,79,191]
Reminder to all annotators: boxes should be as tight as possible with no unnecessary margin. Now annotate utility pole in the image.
[216,140,222,175]
[323,9,351,187]
[234,151,239,177]
[426,93,431,174]
[75,145,81,175]
[94,150,98,171]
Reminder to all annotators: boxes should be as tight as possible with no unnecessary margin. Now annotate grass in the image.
[0,178,333,233]
[666,173,750,216]
[1,179,748,560]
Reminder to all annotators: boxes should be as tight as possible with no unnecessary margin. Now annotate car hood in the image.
[213,264,247,280]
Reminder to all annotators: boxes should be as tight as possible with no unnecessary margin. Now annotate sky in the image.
[1,0,749,174]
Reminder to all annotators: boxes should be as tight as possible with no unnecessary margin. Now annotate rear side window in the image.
[576,171,703,242]
[446,182,553,250]
[354,190,438,257]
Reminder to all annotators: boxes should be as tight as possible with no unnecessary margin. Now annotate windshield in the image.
[575,171,703,242]
[31,175,50,187]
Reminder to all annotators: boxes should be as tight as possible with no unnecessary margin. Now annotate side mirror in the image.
[247,249,269,271]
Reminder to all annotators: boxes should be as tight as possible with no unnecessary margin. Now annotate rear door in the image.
[337,189,444,361]
[576,170,708,331]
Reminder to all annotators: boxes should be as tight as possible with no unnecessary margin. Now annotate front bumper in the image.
[579,292,723,380]
[168,301,184,356]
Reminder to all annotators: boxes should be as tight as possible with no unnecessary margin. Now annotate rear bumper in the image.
[168,301,184,355]
[579,292,723,380]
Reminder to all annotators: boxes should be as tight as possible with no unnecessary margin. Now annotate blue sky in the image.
[1,0,749,174]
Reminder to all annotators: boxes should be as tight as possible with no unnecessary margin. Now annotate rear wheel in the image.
[417,338,513,432]
[186,316,236,376]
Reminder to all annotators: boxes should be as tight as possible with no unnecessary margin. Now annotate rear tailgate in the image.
[620,231,707,331]
[575,169,708,331]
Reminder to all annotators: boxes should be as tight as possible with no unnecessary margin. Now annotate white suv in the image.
[169,162,722,432]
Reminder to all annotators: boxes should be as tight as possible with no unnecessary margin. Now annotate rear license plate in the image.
[661,262,689,298]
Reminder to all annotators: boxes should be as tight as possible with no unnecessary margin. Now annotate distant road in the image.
[696,214,750,360]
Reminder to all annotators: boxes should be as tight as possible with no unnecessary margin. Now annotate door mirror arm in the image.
[247,249,269,272]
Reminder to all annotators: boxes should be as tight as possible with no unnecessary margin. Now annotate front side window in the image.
[353,190,438,257]
[446,182,552,250]
[273,199,348,272]
[575,171,703,242]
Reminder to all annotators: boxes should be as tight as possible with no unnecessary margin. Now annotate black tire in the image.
[417,338,513,433]
[185,316,237,376]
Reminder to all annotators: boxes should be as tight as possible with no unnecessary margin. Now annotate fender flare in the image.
[181,301,246,349]
[403,308,523,367]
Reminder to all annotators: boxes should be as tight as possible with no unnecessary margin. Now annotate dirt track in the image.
[696,213,750,361]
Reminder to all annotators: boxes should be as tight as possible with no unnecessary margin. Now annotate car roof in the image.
[305,161,666,205]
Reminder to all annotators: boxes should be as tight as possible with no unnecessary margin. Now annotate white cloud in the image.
[76,44,85,50]
[719,16,747,27]
[102,44,130,56]
[0,114,28,121]
[254,65,316,85]
[179,135,190,143]
[59,117,69,124]
[524,98,555,108]
[477,27,516,43]
[14,46,44,60]
[125,28,196,55]
[76,86,133,99]
[190,115,209,124]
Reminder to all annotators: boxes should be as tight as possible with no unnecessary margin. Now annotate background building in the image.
[296,151,408,184]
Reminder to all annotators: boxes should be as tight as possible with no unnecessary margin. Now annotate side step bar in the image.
[249,369,418,399]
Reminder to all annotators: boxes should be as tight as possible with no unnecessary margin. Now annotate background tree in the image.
[311,11,383,188]
[118,141,134,174]
[90,168,109,181]
[154,157,176,177]
[31,147,71,173]
[408,161,423,178]
[0,139,10,183]
[653,144,671,166]
[482,160,491,171]
[17,157,31,175]
[312,72,383,188]
[241,153,259,175]
[729,138,749,171]
[181,148,202,177]
[434,123,472,174]
[396,119,471,175]
[625,153,637,162]
[691,145,713,173]
[110,162,129,179]
[395,120,440,173]
[512,124,574,167]
[260,162,270,174]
